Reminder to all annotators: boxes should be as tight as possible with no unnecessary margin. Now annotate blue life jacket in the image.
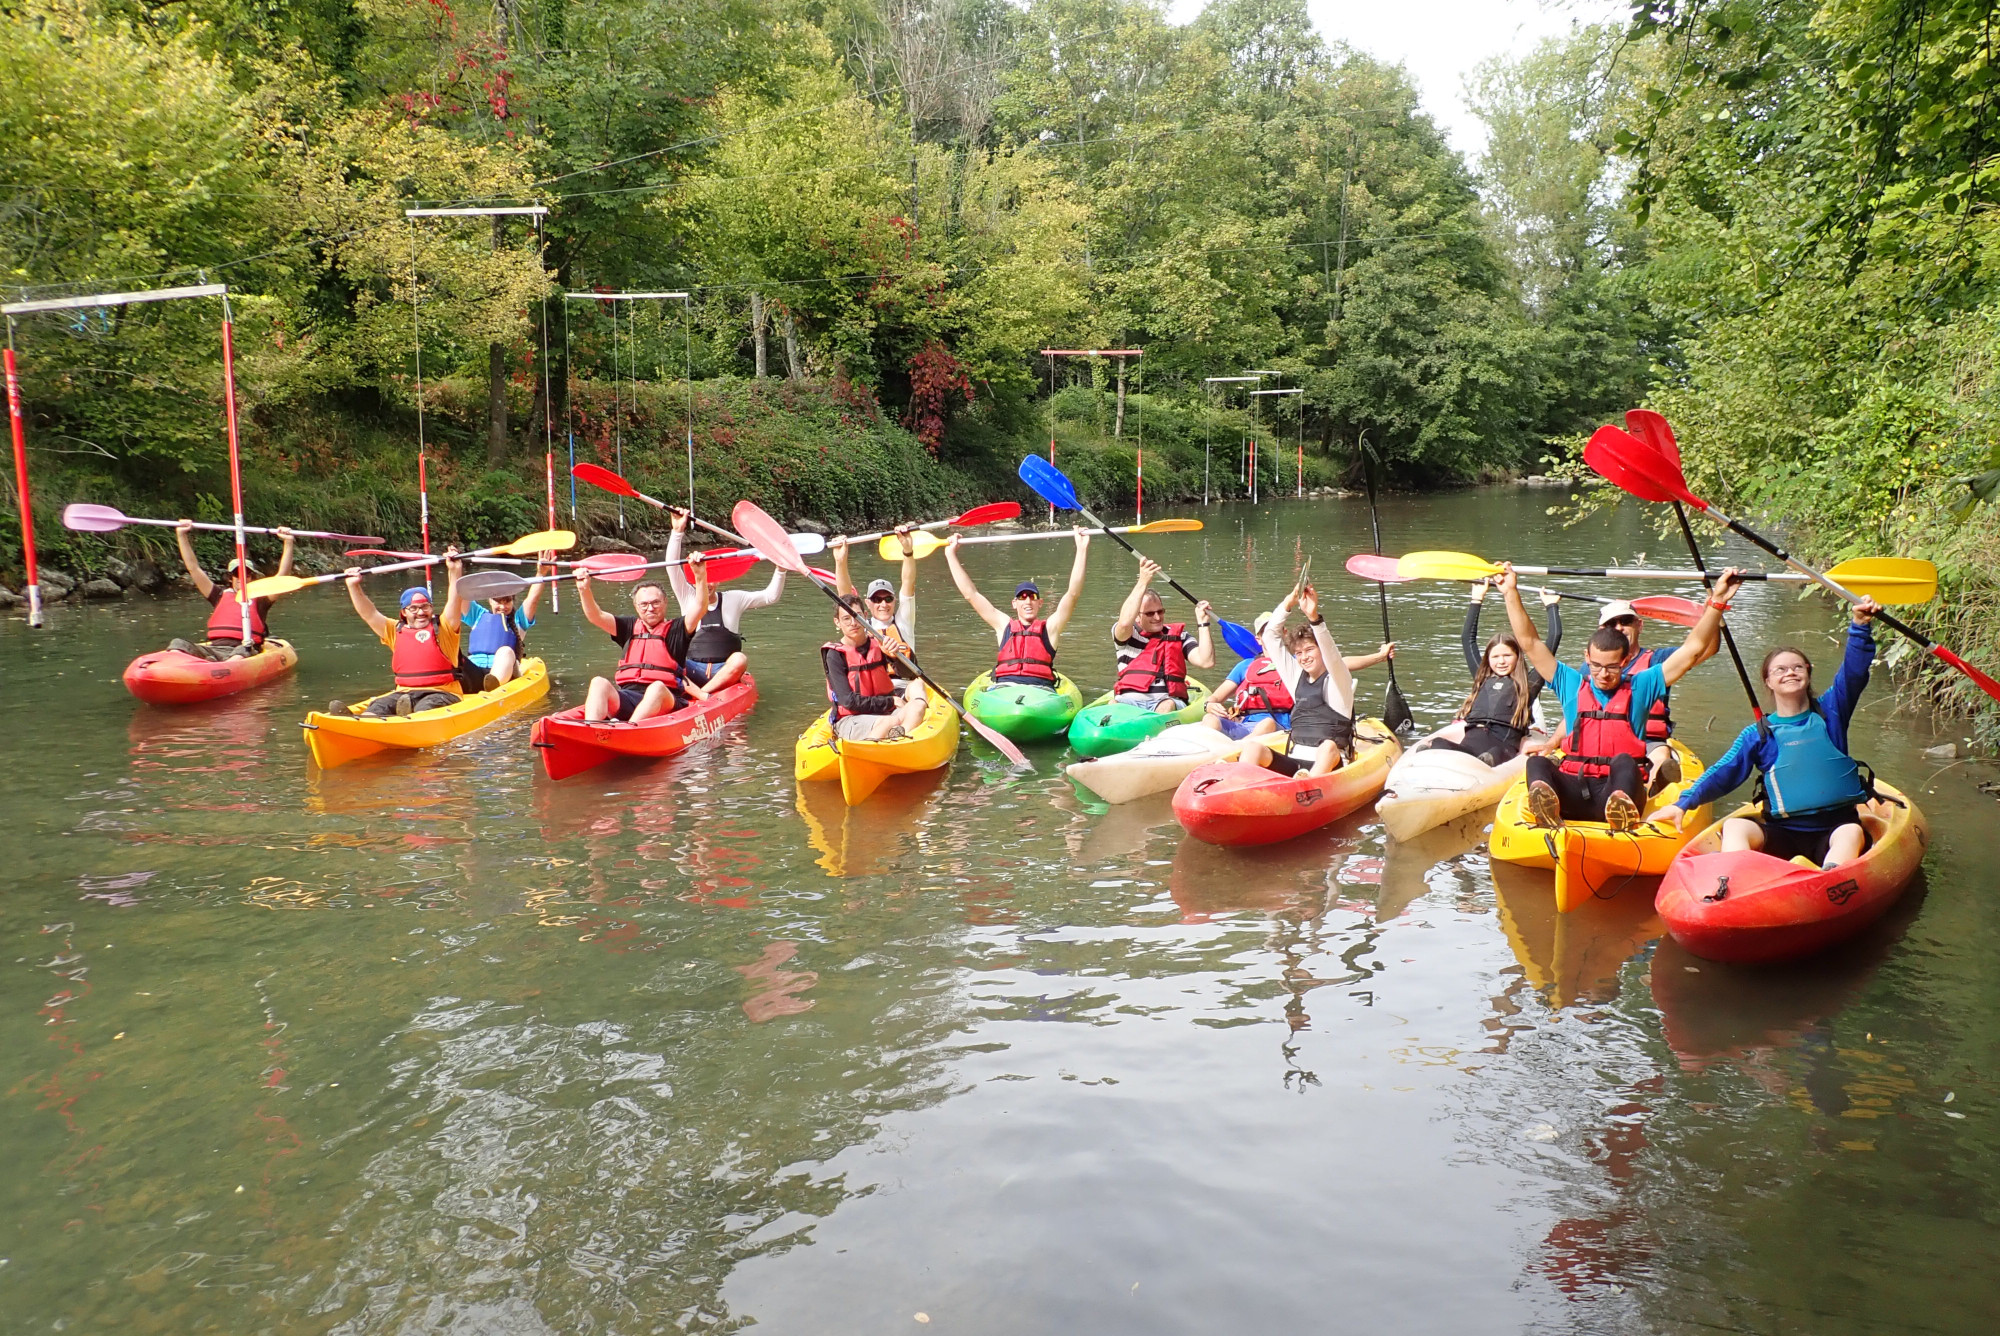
[464,604,523,665]
[1762,707,1869,819]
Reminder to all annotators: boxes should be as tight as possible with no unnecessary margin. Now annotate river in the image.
[1,488,1993,1334]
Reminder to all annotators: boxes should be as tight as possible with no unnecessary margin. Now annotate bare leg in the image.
[1718,817,1766,854]
[1241,741,1274,768]
[698,652,749,693]
[628,681,672,723]
[1249,718,1279,736]
[1307,742,1343,777]
[487,645,520,685]
[1823,823,1867,868]
[584,676,618,723]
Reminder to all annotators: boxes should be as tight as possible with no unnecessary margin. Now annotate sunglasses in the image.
[868,593,896,604]
[1607,617,1639,629]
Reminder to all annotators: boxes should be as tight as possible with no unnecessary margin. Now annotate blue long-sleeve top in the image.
[1676,621,1876,810]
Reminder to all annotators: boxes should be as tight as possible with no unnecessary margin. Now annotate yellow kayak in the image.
[1488,739,1712,912]
[302,658,550,768]
[794,689,960,805]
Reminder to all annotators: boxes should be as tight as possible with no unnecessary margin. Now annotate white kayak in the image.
[1376,732,1527,844]
[1067,723,1285,805]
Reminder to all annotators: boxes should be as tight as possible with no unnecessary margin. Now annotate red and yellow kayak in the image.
[1655,784,1928,964]
[1171,721,1400,847]
[122,639,299,705]
[531,677,757,780]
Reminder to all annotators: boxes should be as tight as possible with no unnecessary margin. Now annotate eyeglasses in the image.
[1138,607,1165,617]
[1770,664,1809,678]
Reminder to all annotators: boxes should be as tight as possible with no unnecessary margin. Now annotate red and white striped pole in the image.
[4,335,41,627]
[219,292,251,620]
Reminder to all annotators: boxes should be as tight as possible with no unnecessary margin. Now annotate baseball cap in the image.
[225,556,260,575]
[865,578,896,599]
[1598,600,1638,625]
[400,586,433,609]
[1015,580,1041,597]
[1253,611,1275,634]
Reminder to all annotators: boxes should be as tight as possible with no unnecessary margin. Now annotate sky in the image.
[1166,0,1627,159]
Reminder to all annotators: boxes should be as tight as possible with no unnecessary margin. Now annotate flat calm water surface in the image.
[2,490,1995,1335]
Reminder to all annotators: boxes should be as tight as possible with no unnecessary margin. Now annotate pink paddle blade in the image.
[1632,595,1703,628]
[62,503,128,532]
[1344,553,1407,583]
[579,552,652,582]
[732,501,812,575]
[682,551,761,583]
[347,547,424,558]
[954,501,1022,526]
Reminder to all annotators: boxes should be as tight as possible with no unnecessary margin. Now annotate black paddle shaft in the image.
[1672,502,1769,734]
[1360,446,1412,729]
[1710,511,1935,650]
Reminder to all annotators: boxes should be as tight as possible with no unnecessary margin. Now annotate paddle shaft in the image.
[112,513,381,543]
[1671,501,1768,731]
[1360,445,1412,728]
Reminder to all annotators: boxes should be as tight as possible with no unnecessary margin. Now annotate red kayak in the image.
[1172,726,1400,847]
[530,676,757,780]
[1654,784,1928,964]
[122,639,300,705]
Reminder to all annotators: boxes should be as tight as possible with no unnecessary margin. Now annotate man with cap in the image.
[329,548,467,717]
[941,528,1090,685]
[168,517,297,661]
[1599,595,1680,783]
[832,525,923,701]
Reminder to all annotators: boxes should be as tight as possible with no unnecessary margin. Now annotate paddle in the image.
[849,501,1023,546]
[730,500,1034,769]
[1584,423,2000,704]
[1625,409,1769,733]
[456,548,768,600]
[1393,550,1936,605]
[1343,553,1407,583]
[570,462,828,554]
[1016,455,1263,659]
[63,503,382,545]
[1359,441,1415,733]
[241,528,576,600]
[881,518,1203,561]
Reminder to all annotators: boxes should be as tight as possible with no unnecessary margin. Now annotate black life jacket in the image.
[687,599,742,662]
[1287,673,1354,756]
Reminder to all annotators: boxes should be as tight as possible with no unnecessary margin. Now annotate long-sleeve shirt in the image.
[1260,609,1355,719]
[1464,598,1559,693]
[822,646,899,717]
[1676,621,1876,810]
[665,530,786,629]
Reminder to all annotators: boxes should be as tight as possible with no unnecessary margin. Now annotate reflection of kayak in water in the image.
[795,767,946,877]
[1166,806,1374,922]
[1490,860,1662,1009]
[1375,809,1490,922]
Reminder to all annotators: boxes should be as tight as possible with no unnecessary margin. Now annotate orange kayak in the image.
[1171,722,1400,846]
[123,639,299,704]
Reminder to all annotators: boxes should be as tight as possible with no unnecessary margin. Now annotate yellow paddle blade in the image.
[498,528,577,556]
[1823,556,1937,605]
[1130,518,1204,532]
[879,530,946,560]
[1396,550,1504,581]
[243,574,311,599]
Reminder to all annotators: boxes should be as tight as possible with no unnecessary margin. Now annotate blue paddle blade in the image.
[1017,455,1080,511]
[1218,619,1263,659]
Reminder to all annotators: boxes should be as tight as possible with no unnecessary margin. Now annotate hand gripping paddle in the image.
[883,518,1203,562]
[731,499,1033,770]
[1016,455,1263,659]
[63,503,382,545]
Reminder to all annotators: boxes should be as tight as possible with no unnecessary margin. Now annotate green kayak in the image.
[962,672,1086,742]
[1066,679,1212,758]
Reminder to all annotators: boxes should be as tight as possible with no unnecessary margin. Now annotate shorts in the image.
[1264,739,1336,776]
[614,682,683,721]
[1759,807,1868,865]
[835,713,892,741]
[364,689,457,717]
[1114,690,1184,712]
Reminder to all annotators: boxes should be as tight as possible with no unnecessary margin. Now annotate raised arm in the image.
[680,554,711,635]
[664,512,694,610]
[274,528,297,579]
[1343,642,1395,672]
[1461,583,1486,675]
[438,548,465,633]
[733,564,787,612]
[1114,559,1159,640]
[1189,600,1216,670]
[1302,584,1355,712]
[521,563,551,622]
[573,567,620,637]
[1658,570,1746,685]
[1540,588,1563,655]
[831,535,856,598]
[1046,529,1091,642]
[1497,566,1558,681]
[943,535,1009,632]
[894,528,917,602]
[174,519,216,600]
[343,567,392,640]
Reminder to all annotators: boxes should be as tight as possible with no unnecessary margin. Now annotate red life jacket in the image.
[615,617,683,690]
[1235,656,1294,715]
[1628,646,1673,741]
[391,623,459,688]
[995,617,1057,685]
[1114,624,1189,701]
[205,587,268,645]
[824,639,895,718]
[1561,678,1652,780]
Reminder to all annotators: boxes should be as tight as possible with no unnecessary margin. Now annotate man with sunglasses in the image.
[329,548,467,717]
[832,526,923,701]
[1498,563,1743,830]
[1597,598,1680,782]
[941,528,1090,684]
[1112,558,1216,710]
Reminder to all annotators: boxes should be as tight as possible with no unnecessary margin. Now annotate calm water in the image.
[2,490,1994,1335]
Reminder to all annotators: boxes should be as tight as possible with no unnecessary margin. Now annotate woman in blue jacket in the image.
[1654,598,1882,869]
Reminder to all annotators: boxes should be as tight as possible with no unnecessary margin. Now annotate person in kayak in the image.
[941,528,1090,686]
[453,565,551,692]
[328,549,467,717]
[1236,583,1355,777]
[833,527,924,702]
[1599,598,1680,782]
[823,595,930,741]
[167,518,298,661]
[1113,559,1216,710]
[665,508,783,695]
[1498,564,1743,830]
[1420,582,1566,765]
[1651,598,1884,868]
[574,555,714,723]
[1203,591,1394,740]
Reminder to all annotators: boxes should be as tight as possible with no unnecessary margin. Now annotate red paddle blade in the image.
[1932,645,2000,705]
[808,565,835,583]
[1624,409,1683,470]
[683,551,761,583]
[579,552,652,581]
[952,501,1022,526]
[1344,553,1407,583]
[732,501,811,575]
[1584,425,1689,505]
[62,503,129,532]
[1632,595,1703,628]
[572,462,640,499]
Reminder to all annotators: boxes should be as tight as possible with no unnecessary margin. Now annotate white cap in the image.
[1253,612,1276,634]
[1598,600,1638,625]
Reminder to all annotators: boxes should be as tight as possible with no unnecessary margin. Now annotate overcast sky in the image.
[1166,0,1626,159]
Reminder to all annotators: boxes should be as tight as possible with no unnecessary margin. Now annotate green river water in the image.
[2,489,1994,1334]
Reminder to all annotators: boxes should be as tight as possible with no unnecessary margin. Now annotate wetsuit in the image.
[1430,598,1560,764]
